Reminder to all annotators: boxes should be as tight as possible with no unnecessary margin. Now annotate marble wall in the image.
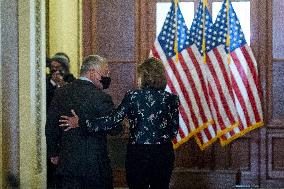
[1,0,19,188]
[1,0,47,188]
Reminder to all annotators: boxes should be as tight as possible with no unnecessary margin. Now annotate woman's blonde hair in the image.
[137,57,167,90]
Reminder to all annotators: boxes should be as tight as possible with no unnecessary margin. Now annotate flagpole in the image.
[174,0,179,63]
[226,0,231,64]
[202,0,208,64]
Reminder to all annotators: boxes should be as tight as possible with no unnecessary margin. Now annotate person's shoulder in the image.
[63,79,78,88]
[125,89,145,98]
[92,90,113,105]
[54,79,79,94]
[119,89,142,102]
[71,79,96,90]
[163,90,176,96]
[64,73,76,83]
[91,88,113,102]
[55,82,72,91]
[99,90,112,99]
[126,89,140,95]
[163,91,179,101]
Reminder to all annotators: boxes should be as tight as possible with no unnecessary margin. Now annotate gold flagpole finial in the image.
[203,0,208,6]
[174,0,179,6]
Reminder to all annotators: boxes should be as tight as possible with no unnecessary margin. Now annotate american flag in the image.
[193,0,241,148]
[151,1,214,148]
[207,0,264,145]
[187,1,220,149]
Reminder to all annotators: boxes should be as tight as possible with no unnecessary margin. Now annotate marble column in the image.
[18,0,47,188]
[1,0,20,188]
[0,0,47,188]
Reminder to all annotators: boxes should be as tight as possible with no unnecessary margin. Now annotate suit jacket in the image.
[46,75,57,111]
[46,73,75,111]
[45,79,122,183]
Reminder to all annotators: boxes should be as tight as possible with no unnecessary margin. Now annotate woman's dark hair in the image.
[55,52,70,63]
[51,52,70,74]
[137,57,167,90]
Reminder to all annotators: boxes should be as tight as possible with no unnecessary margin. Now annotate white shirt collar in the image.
[79,76,94,84]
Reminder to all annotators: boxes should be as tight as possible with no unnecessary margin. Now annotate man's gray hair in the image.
[80,55,107,74]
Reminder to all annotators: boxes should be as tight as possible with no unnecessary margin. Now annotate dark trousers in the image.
[125,143,175,189]
[61,176,114,189]
[47,159,62,189]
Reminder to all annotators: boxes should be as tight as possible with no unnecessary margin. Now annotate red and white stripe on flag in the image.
[207,45,240,135]
[220,44,264,145]
[151,41,214,148]
[195,45,240,149]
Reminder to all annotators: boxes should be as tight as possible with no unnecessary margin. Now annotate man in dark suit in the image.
[46,52,76,111]
[45,55,121,189]
[46,52,76,188]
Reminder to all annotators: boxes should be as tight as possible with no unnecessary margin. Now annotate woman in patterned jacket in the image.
[60,57,180,189]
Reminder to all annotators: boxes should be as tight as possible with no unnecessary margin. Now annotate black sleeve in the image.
[86,91,132,133]
[46,77,57,111]
[45,89,62,158]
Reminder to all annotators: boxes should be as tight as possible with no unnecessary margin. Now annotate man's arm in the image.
[85,92,133,134]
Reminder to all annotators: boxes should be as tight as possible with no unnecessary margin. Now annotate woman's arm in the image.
[60,91,132,132]
[86,92,132,132]
[169,95,180,138]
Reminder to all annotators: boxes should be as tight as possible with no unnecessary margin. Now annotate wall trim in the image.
[18,0,46,187]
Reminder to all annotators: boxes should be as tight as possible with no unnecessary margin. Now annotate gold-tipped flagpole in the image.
[202,0,208,64]
[226,0,231,64]
[174,0,179,63]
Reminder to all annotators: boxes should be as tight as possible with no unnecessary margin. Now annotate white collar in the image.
[79,76,94,84]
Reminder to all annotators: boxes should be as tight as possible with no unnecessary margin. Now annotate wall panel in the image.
[272,62,284,119]
[83,1,137,187]
[267,130,284,179]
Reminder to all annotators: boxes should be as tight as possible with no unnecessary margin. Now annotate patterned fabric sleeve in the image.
[169,95,180,139]
[87,91,132,132]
